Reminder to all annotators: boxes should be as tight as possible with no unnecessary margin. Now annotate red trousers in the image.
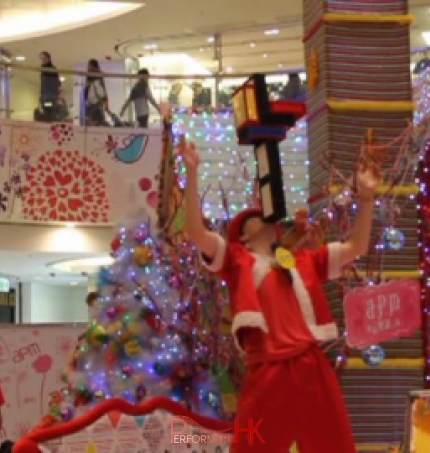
[231,346,356,453]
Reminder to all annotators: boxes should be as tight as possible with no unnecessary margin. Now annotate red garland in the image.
[13,396,233,453]
[417,139,430,388]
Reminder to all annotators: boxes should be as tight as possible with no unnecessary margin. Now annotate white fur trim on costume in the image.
[231,311,268,354]
[290,268,338,342]
[251,254,274,288]
[327,242,342,280]
[290,268,317,326]
[200,233,226,273]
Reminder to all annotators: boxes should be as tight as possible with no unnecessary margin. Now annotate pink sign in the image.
[344,279,421,349]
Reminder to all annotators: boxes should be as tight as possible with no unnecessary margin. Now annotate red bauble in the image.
[110,236,121,251]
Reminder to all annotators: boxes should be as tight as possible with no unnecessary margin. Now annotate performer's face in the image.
[240,215,277,247]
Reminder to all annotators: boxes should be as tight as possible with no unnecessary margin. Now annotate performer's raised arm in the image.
[339,159,381,267]
[181,139,219,261]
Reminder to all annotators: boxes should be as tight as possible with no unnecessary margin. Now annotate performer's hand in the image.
[307,218,327,248]
[180,138,200,174]
[356,159,381,198]
[356,138,384,198]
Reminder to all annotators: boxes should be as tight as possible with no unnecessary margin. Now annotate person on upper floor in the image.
[84,59,109,125]
[281,73,306,101]
[39,51,61,104]
[120,68,161,128]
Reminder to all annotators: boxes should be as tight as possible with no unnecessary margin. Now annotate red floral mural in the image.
[22,149,109,222]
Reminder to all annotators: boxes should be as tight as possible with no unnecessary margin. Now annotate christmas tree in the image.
[47,208,241,425]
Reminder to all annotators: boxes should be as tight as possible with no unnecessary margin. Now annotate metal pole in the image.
[214,33,222,109]
[0,48,11,119]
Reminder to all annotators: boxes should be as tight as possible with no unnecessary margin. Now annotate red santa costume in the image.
[204,208,356,453]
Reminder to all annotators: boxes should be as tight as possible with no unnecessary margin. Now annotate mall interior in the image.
[0,0,429,452]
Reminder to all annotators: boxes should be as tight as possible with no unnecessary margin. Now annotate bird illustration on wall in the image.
[113,134,148,164]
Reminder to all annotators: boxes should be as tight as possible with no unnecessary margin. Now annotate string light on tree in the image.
[414,67,430,124]
[417,138,430,387]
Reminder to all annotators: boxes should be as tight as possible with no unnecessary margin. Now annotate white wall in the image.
[0,223,114,253]
[21,282,89,323]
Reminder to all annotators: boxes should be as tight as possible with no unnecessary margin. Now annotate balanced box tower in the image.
[232,73,306,223]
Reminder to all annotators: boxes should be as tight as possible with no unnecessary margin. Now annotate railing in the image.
[0,61,306,125]
[0,63,309,224]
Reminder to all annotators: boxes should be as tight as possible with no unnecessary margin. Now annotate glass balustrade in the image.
[1,62,305,124]
[0,62,309,224]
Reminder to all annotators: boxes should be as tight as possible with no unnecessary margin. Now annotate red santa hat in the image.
[227,208,262,243]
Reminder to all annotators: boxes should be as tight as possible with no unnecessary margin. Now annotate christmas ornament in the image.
[121,365,133,378]
[127,321,143,335]
[362,344,385,367]
[206,391,222,409]
[106,321,123,337]
[135,383,146,403]
[124,340,142,357]
[153,362,166,376]
[132,244,153,266]
[110,236,121,252]
[168,274,182,289]
[60,405,74,422]
[382,227,405,251]
[106,306,118,319]
[86,324,109,347]
[94,390,105,400]
[98,267,117,286]
[118,326,135,344]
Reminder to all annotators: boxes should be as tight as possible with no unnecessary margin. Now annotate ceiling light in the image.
[265,29,279,36]
[15,55,25,61]
[199,47,205,52]
[278,63,283,68]
[422,31,430,46]
[0,3,141,41]
[249,42,256,48]
[226,67,233,73]
[70,281,79,286]
[144,43,158,50]
[207,36,215,43]
[60,76,66,82]
[262,53,268,58]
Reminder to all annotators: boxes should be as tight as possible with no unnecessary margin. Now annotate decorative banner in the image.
[344,279,421,349]
[0,120,162,225]
[0,324,85,442]
[40,411,231,452]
